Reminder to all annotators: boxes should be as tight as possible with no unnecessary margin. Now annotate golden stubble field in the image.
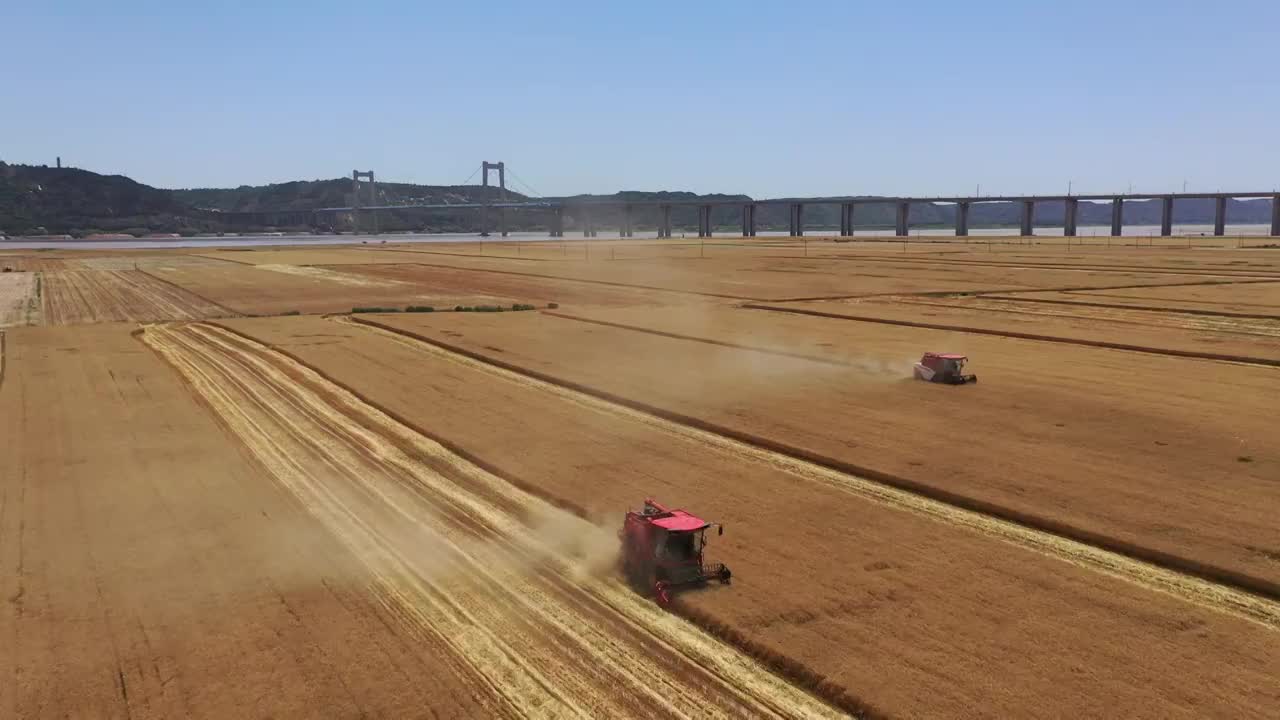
[2,236,1279,719]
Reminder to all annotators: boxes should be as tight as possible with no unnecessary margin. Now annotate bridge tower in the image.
[351,170,378,234]
[480,161,507,237]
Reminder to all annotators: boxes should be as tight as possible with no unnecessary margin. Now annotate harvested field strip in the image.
[0,331,5,389]
[256,264,408,287]
[984,294,1280,320]
[369,247,554,262]
[136,268,244,316]
[143,322,852,720]
[985,278,1280,295]
[809,253,1280,278]
[744,303,1280,368]
[41,270,238,325]
[1074,288,1280,310]
[766,279,1280,303]
[543,311,852,367]
[345,315,1280,627]
[403,262,757,301]
[0,272,40,326]
[894,297,1280,338]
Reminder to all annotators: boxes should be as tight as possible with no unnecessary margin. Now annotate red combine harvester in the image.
[620,499,732,607]
[913,352,977,384]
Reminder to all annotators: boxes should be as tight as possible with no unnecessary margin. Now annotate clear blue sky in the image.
[4,1,1277,197]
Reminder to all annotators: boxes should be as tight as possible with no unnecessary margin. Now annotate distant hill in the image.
[0,162,208,235]
[172,179,525,213]
[0,161,1273,236]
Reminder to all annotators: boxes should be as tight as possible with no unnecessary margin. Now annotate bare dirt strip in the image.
[355,308,1280,592]
[142,322,848,719]
[220,314,1280,719]
[39,270,235,325]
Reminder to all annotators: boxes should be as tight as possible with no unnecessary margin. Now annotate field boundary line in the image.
[744,304,1280,368]
[981,295,1280,320]
[542,311,855,368]
[345,314,1280,621]
[0,331,6,390]
[200,319,881,719]
[133,268,245,318]
[188,252,260,266]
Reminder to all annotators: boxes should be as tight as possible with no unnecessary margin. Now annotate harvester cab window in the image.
[661,531,697,562]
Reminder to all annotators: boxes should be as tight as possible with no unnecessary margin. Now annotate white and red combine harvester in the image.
[913,352,978,384]
[620,499,731,607]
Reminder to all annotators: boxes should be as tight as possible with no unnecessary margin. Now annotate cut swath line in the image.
[342,315,1280,631]
[142,321,854,720]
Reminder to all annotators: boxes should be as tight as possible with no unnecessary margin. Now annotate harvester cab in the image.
[913,352,978,384]
[621,499,731,607]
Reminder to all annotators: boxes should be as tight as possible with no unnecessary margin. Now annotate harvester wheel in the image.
[718,566,732,584]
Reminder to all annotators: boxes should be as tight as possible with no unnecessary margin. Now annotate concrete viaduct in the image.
[305,190,1280,239]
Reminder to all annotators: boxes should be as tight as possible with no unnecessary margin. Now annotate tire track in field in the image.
[141,322,851,720]
[41,271,234,325]
[343,315,1280,631]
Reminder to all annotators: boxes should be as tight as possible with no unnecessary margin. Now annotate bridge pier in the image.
[582,208,596,238]
[621,205,633,237]
[1161,196,1173,237]
[895,201,909,237]
[549,208,563,237]
[788,203,805,237]
[742,204,756,237]
[1020,200,1034,236]
[1272,195,1280,237]
[1110,198,1123,237]
[1214,196,1227,236]
[659,205,672,238]
[955,202,969,237]
[1064,198,1078,237]
[839,203,854,237]
[697,205,712,238]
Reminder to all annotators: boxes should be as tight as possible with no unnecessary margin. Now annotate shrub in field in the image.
[405,305,435,312]
[512,303,537,311]
[547,302,559,309]
[280,310,301,316]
